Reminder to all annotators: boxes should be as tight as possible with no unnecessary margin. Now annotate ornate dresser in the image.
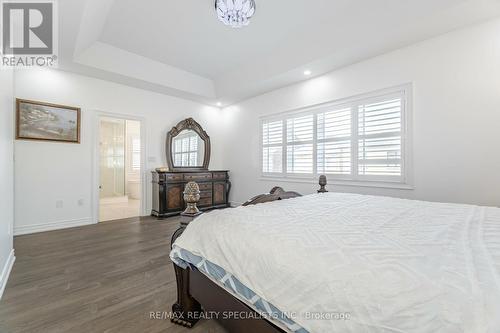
[151,117,230,218]
[151,170,230,218]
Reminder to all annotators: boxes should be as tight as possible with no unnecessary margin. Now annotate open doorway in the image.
[98,116,142,222]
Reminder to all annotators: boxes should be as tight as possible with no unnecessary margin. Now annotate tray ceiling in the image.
[58,0,500,106]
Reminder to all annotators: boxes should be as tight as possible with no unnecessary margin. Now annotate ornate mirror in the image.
[166,118,211,171]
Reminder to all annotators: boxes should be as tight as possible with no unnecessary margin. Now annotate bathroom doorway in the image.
[98,116,142,222]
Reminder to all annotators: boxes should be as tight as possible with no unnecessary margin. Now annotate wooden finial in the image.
[318,175,328,193]
[183,181,200,215]
[180,182,202,226]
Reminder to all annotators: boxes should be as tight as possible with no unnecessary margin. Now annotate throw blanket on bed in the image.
[171,193,500,333]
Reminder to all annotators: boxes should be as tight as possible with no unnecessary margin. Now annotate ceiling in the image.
[59,0,500,106]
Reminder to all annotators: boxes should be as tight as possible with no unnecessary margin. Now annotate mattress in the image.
[170,246,308,332]
[170,192,500,333]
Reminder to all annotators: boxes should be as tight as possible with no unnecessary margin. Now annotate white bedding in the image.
[173,193,500,333]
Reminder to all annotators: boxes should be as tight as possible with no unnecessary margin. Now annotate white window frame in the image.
[259,84,413,189]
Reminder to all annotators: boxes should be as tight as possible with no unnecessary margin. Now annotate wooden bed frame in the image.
[170,186,303,332]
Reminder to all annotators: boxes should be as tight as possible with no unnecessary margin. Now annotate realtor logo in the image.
[1,0,57,67]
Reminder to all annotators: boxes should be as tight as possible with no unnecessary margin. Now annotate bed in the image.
[169,188,500,332]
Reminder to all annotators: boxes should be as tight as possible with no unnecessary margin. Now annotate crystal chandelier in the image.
[215,0,256,28]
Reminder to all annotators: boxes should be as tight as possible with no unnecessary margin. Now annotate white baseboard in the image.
[0,249,15,300]
[14,217,94,236]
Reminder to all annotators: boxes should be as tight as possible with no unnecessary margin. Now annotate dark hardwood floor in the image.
[0,216,227,333]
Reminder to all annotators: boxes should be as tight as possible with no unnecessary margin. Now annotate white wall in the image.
[0,69,15,298]
[222,18,500,207]
[14,68,226,235]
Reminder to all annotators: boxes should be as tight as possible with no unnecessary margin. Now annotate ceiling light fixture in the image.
[215,0,256,28]
[217,102,222,107]
[304,70,312,76]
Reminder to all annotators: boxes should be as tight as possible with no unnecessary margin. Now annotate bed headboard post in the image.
[318,175,328,193]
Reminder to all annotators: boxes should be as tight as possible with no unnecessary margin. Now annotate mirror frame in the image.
[166,118,211,172]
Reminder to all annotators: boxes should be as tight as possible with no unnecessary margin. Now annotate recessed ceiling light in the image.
[217,102,222,107]
[304,70,312,76]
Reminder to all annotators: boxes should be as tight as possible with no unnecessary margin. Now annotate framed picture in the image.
[16,99,81,143]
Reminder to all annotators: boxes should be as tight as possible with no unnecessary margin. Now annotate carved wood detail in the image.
[242,186,302,206]
[166,118,211,172]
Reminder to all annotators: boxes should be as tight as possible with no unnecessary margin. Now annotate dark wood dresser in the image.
[151,170,230,218]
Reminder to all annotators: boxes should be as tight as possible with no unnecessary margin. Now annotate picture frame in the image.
[16,99,81,143]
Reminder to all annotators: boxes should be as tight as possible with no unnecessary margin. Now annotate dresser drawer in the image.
[156,173,183,182]
[198,197,213,206]
[165,173,183,181]
[200,190,213,199]
[184,173,212,181]
[198,183,213,191]
[212,172,227,180]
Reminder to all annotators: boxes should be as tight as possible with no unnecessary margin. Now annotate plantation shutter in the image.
[260,85,409,186]
[262,120,283,173]
[358,96,403,179]
[317,106,352,175]
[286,115,314,174]
[132,139,141,171]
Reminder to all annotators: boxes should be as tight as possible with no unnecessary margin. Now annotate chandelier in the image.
[215,0,256,28]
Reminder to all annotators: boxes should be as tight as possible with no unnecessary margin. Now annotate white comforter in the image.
[173,193,500,333]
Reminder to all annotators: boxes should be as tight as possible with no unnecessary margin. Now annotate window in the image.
[131,138,141,171]
[317,106,352,176]
[262,120,283,173]
[287,115,313,174]
[358,97,402,180]
[260,85,411,187]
